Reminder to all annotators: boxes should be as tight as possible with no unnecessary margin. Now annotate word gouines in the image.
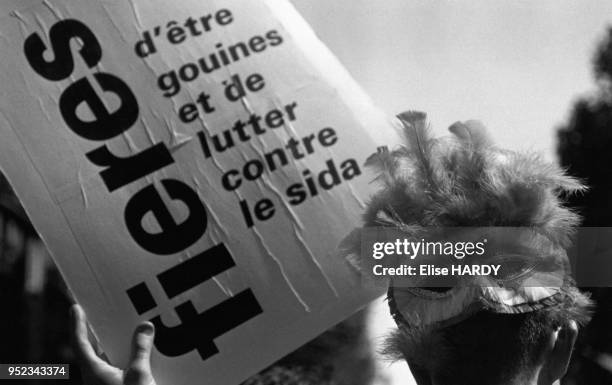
[23,16,263,357]
[157,30,284,97]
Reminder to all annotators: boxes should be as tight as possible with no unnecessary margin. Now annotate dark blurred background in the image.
[0,174,82,385]
[557,26,612,385]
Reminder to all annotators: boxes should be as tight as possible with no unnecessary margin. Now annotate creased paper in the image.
[0,1,399,384]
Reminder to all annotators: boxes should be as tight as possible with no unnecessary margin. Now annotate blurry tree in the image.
[559,26,612,223]
[557,26,612,384]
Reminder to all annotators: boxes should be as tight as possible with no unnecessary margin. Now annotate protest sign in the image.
[0,1,399,384]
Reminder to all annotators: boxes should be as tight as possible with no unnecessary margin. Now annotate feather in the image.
[364,146,397,186]
[397,111,441,198]
[360,111,586,245]
[449,120,491,150]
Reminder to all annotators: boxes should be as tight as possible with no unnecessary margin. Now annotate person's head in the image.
[348,111,594,385]
[384,294,590,385]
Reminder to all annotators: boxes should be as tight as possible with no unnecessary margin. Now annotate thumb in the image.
[125,322,155,385]
[70,304,114,373]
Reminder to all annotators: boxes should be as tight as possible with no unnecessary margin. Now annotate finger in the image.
[70,304,113,372]
[124,322,155,385]
[128,322,155,370]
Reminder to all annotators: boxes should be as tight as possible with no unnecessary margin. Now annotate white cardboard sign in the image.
[0,1,398,384]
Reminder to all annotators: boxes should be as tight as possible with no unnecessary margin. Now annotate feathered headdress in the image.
[347,111,592,335]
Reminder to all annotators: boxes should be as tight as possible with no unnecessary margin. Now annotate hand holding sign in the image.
[71,305,158,385]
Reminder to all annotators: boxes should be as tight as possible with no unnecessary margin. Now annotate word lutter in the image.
[127,244,263,360]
